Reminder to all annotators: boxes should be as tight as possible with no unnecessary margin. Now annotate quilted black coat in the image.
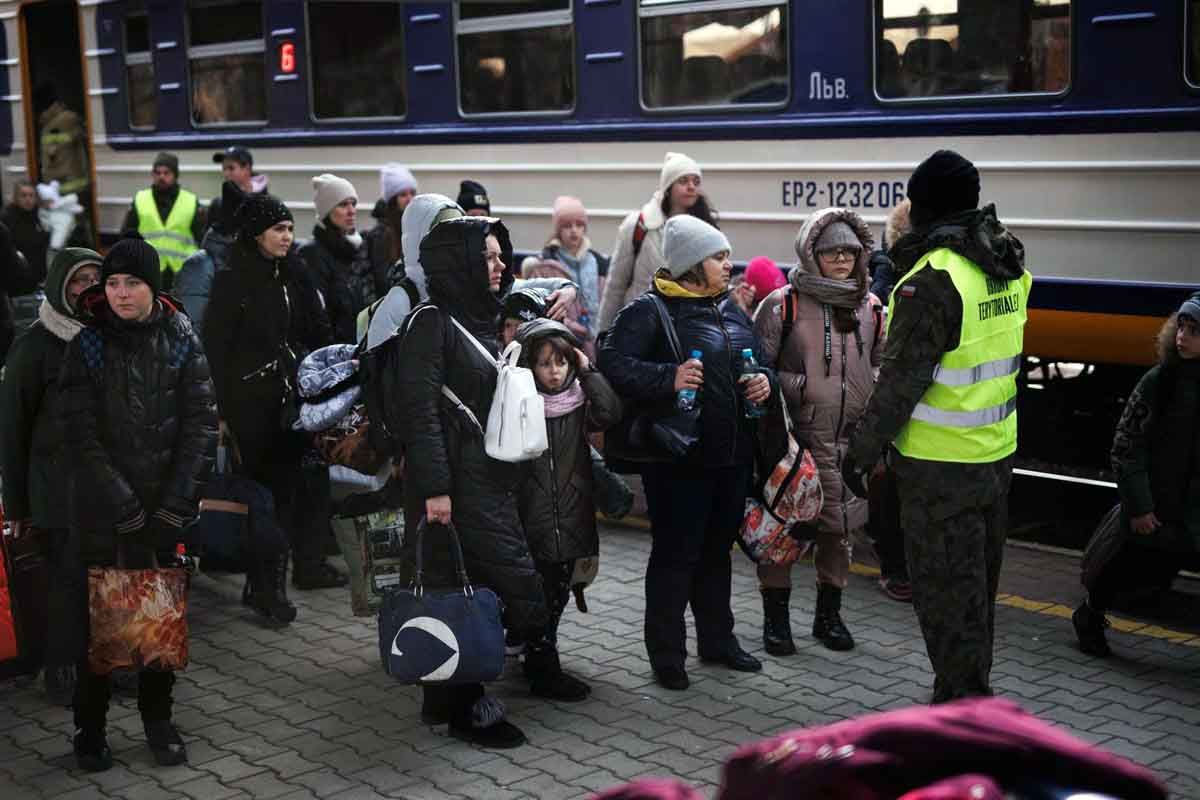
[395,217,549,635]
[598,287,768,472]
[299,224,374,344]
[59,291,217,561]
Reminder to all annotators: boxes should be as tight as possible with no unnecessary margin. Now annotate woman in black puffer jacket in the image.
[598,215,772,691]
[58,238,217,772]
[395,216,552,749]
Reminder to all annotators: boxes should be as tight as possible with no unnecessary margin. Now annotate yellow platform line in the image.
[605,517,1200,647]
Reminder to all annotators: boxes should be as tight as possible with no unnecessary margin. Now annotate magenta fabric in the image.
[716,698,1166,800]
[593,779,705,800]
[897,774,1004,800]
[744,256,786,301]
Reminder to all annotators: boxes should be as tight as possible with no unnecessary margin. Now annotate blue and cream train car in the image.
[2,0,1197,374]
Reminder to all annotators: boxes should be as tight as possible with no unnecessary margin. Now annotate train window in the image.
[455,0,574,115]
[1188,0,1200,87]
[638,0,789,110]
[874,0,1071,100]
[308,1,406,120]
[186,0,267,125]
[124,13,156,129]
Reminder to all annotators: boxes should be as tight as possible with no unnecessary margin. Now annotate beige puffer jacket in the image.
[596,194,666,331]
[753,208,883,536]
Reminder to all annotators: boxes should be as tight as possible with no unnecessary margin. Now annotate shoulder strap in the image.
[631,212,648,260]
[403,304,489,436]
[781,286,797,344]
[647,294,685,365]
[447,316,501,372]
[872,303,884,349]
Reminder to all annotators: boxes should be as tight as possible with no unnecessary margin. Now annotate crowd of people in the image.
[0,142,1194,777]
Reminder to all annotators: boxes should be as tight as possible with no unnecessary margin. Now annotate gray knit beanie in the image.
[813,220,863,254]
[1179,291,1200,322]
[662,215,731,279]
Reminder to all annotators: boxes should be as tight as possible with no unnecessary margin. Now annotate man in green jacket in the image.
[845,151,1031,703]
[0,248,102,703]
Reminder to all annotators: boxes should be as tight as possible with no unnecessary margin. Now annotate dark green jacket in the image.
[0,247,99,528]
[1111,360,1200,550]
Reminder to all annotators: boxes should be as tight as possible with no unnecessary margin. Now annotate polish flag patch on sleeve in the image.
[899,285,917,298]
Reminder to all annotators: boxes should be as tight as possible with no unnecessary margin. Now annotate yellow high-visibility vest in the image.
[887,247,1032,464]
[134,188,198,273]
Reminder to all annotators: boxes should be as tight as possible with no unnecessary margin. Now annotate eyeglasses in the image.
[817,247,860,263]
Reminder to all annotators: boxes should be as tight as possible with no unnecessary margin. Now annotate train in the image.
[1,0,1197,464]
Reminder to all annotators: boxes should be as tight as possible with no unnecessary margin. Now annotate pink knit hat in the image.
[744,256,786,300]
[552,195,587,232]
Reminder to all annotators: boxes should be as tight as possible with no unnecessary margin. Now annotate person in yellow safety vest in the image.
[844,150,1031,704]
[122,152,206,290]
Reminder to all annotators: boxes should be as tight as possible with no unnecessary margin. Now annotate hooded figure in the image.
[392,216,550,748]
[0,249,103,698]
[753,208,884,655]
[1075,293,1200,658]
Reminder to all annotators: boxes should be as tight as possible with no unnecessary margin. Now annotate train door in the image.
[19,0,96,247]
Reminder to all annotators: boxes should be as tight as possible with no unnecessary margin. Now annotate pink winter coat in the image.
[753,208,882,537]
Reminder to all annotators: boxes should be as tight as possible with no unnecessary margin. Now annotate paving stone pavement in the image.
[4,524,1200,800]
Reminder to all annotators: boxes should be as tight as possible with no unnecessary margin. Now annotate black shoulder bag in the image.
[629,295,702,460]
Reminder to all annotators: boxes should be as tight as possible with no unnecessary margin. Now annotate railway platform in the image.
[2,523,1199,800]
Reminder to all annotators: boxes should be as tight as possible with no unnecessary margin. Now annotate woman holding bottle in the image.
[598,215,771,691]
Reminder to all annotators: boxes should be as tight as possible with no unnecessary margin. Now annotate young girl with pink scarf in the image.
[513,319,622,699]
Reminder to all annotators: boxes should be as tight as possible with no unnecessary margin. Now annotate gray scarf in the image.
[789,270,865,309]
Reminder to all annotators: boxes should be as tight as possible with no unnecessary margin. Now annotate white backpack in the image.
[443,316,548,463]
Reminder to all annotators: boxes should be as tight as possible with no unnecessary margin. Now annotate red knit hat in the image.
[744,256,786,300]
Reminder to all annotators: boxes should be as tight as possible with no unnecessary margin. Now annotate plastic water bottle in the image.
[677,349,703,411]
[741,348,766,418]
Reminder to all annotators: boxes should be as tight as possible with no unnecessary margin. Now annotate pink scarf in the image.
[542,379,586,418]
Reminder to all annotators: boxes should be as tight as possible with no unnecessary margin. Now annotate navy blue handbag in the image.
[377,519,505,685]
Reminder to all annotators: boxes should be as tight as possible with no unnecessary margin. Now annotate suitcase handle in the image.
[411,517,475,599]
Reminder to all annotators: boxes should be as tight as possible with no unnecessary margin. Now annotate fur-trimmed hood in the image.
[884,199,912,252]
[792,207,874,280]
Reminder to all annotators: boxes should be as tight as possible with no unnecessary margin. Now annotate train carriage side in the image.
[21,0,1200,466]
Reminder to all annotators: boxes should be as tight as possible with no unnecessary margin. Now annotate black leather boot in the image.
[761,587,797,656]
[1073,602,1111,658]
[144,720,187,766]
[524,642,590,701]
[247,556,298,624]
[73,728,113,772]
[812,583,855,651]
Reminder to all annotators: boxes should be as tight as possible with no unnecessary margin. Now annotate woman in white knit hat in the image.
[598,214,771,691]
[596,151,719,332]
[365,163,418,298]
[298,173,375,343]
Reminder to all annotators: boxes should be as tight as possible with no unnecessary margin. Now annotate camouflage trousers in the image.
[892,453,1014,703]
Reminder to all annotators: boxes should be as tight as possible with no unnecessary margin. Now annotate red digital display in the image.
[280,42,296,74]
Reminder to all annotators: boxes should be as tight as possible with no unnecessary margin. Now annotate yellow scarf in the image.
[654,275,725,299]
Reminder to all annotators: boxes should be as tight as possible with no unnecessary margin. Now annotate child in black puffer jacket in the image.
[514,319,622,700]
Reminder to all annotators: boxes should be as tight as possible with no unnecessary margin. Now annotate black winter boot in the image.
[247,557,298,624]
[812,583,855,651]
[524,643,590,701]
[761,588,797,656]
[144,720,187,766]
[1073,602,1111,658]
[73,728,113,772]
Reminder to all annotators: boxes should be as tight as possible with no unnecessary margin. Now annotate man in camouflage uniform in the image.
[844,151,1030,703]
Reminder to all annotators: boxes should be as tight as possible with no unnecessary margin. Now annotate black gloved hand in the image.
[841,453,869,499]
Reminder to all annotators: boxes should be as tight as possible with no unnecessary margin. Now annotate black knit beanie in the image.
[237,192,293,241]
[457,180,490,215]
[907,150,980,228]
[153,151,179,177]
[103,236,162,294]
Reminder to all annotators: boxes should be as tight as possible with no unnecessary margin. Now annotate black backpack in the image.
[355,285,426,458]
